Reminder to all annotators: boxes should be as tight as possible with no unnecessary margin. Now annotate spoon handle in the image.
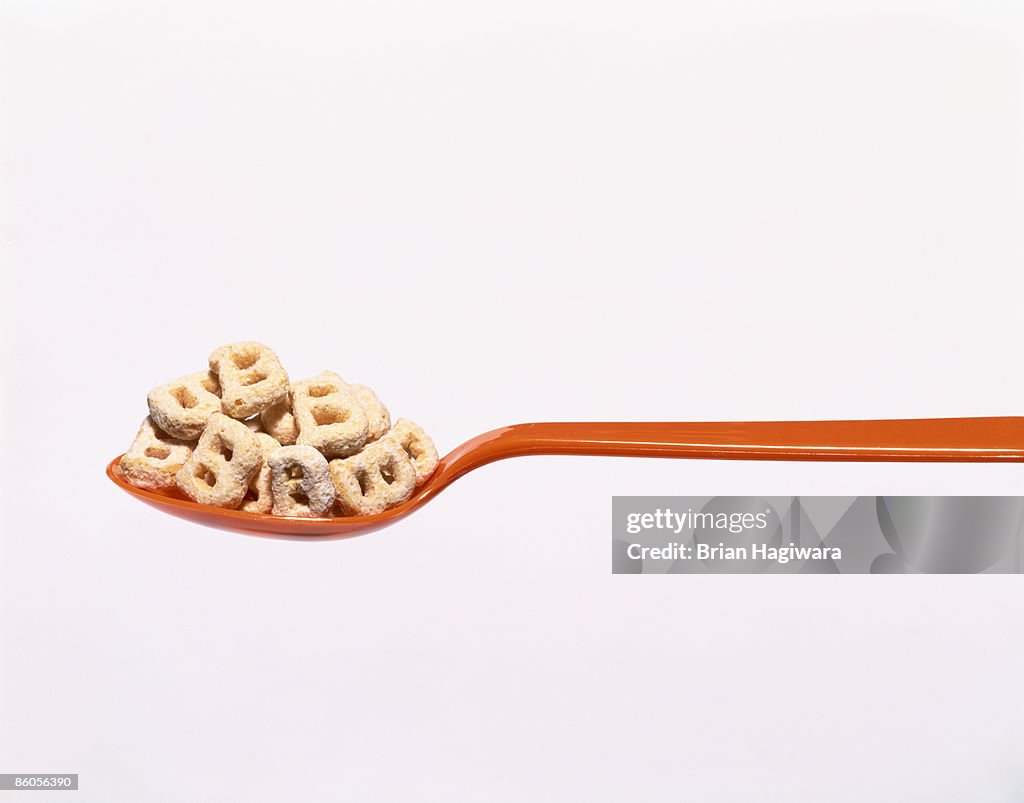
[442,418,1024,479]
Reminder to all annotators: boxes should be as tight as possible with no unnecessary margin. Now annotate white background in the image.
[2,0,1023,800]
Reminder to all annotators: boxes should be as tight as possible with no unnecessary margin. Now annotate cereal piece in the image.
[120,416,193,490]
[350,384,391,442]
[176,413,263,508]
[261,392,299,445]
[293,371,368,458]
[209,341,289,419]
[240,432,281,514]
[328,439,416,516]
[380,418,439,486]
[146,371,221,440]
[269,445,335,517]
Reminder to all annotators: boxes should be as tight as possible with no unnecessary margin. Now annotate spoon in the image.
[107,417,1024,540]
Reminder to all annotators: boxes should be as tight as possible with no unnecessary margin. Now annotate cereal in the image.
[209,341,289,419]
[120,416,193,490]
[350,384,391,442]
[176,413,263,508]
[146,370,221,440]
[293,371,368,458]
[269,445,335,517]
[261,392,299,445]
[380,418,439,486]
[240,432,282,514]
[328,439,416,516]
[121,343,442,521]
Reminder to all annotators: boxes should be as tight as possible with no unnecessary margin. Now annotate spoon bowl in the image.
[108,417,1024,540]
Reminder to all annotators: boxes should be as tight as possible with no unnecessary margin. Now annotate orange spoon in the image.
[107,417,1024,540]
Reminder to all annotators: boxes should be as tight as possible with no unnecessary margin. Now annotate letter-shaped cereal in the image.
[269,445,335,517]
[328,439,416,516]
[261,392,299,445]
[176,413,263,508]
[240,432,282,514]
[293,371,368,458]
[350,384,391,442]
[147,371,221,440]
[120,417,193,490]
[209,341,289,419]
[380,418,439,486]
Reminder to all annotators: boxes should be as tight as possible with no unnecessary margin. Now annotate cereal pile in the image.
[120,342,439,517]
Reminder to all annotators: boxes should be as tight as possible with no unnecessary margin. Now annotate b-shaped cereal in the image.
[147,371,221,440]
[240,432,282,514]
[121,416,193,490]
[350,384,391,442]
[176,413,263,508]
[380,418,439,486]
[268,445,335,517]
[293,371,368,458]
[328,439,416,516]
[209,341,289,419]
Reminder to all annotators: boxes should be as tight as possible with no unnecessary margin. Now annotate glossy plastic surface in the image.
[108,417,1024,539]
